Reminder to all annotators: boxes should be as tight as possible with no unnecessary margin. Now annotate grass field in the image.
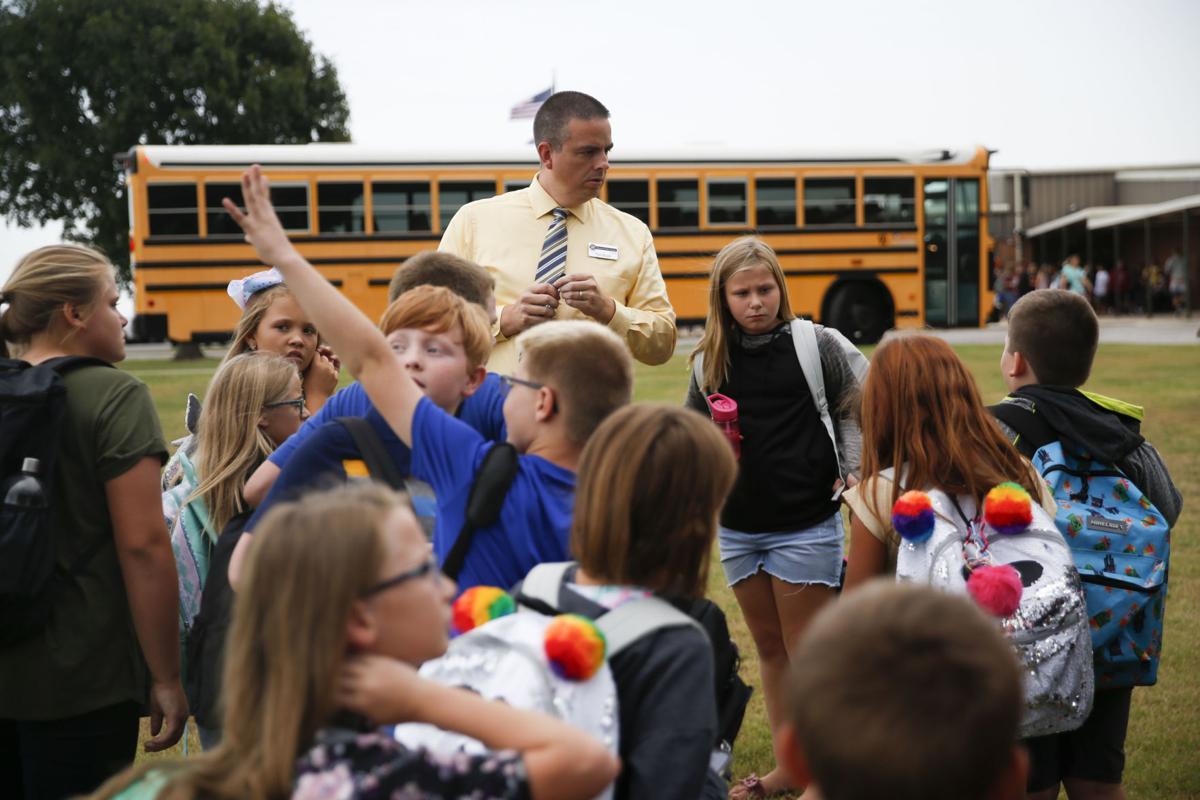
[125,343,1199,798]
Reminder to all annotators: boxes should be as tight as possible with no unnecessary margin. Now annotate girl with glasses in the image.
[93,483,619,800]
[162,352,305,747]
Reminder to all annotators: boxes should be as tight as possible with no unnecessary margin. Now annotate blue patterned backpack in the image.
[992,400,1170,689]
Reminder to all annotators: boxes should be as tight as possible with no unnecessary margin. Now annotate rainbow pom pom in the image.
[543,614,607,681]
[452,586,515,634]
[984,482,1034,535]
[892,491,936,543]
[967,564,1024,617]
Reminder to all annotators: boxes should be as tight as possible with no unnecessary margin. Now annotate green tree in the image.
[0,0,350,282]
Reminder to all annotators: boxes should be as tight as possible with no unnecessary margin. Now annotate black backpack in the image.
[0,356,110,648]
[670,596,754,759]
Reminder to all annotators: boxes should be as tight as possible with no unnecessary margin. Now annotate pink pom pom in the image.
[967,564,1024,617]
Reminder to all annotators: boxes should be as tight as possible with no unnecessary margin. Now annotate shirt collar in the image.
[529,174,593,224]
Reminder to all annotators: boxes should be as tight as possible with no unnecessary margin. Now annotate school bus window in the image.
[504,181,527,193]
[606,179,650,224]
[318,182,366,234]
[707,179,747,225]
[864,177,916,224]
[755,178,796,227]
[373,181,431,232]
[438,181,494,230]
[147,184,199,236]
[657,179,699,228]
[204,182,244,237]
[804,178,856,226]
[271,185,310,232]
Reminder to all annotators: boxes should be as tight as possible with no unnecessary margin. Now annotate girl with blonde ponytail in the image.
[0,245,187,797]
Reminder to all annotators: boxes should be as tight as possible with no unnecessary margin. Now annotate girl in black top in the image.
[686,237,864,799]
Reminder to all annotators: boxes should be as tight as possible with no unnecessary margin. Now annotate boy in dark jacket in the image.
[991,289,1182,800]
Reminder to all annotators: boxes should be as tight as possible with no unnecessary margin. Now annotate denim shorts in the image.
[718,513,844,587]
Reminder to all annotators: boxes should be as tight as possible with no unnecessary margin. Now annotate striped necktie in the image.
[535,207,569,285]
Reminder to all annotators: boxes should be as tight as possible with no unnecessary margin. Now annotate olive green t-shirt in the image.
[0,365,167,720]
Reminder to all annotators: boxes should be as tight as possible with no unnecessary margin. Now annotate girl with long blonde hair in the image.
[685,237,866,799]
[164,352,306,697]
[1,245,186,797]
[841,334,1050,588]
[93,484,619,800]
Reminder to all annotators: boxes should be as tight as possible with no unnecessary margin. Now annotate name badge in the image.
[588,242,619,261]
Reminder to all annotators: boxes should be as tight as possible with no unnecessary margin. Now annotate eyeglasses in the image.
[498,374,558,412]
[264,397,306,413]
[498,374,545,391]
[361,557,439,597]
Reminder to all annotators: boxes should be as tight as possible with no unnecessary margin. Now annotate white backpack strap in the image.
[691,351,705,393]
[790,319,841,477]
[518,561,574,608]
[597,596,703,658]
[824,325,870,385]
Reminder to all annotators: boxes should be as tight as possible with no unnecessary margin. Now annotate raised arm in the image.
[223,167,421,444]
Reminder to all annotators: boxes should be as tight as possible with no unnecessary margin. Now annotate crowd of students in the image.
[0,171,1184,800]
[993,250,1190,319]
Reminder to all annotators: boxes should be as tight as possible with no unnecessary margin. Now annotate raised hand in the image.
[223,165,297,267]
[338,654,425,725]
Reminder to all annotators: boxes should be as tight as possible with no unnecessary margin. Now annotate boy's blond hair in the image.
[517,320,633,446]
[787,580,1022,800]
[1006,289,1098,387]
[377,284,492,370]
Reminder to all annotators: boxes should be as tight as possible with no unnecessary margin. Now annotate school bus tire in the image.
[822,280,893,345]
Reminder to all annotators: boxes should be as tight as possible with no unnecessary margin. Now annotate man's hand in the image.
[143,679,189,752]
[553,274,616,324]
[499,283,560,338]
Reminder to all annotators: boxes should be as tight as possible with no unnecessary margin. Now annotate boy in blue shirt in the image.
[226,167,634,592]
[243,251,505,507]
[244,285,496,535]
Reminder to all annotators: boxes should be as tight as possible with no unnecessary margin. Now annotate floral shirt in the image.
[293,726,531,800]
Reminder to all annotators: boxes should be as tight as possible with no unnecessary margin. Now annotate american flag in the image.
[509,87,553,120]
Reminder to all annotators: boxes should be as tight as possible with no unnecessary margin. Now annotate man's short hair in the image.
[517,320,632,446]
[378,285,492,370]
[387,251,495,306]
[787,581,1023,800]
[1006,289,1099,387]
[533,91,610,150]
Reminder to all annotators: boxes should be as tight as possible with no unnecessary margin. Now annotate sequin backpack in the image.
[886,469,1094,738]
[393,562,703,800]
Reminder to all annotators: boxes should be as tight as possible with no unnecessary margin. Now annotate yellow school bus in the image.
[121,144,993,344]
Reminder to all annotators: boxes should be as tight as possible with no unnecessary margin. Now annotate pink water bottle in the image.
[706,393,742,459]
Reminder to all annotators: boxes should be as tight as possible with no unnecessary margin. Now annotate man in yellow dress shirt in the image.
[438,91,676,374]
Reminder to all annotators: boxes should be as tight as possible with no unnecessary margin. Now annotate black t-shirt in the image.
[718,330,839,533]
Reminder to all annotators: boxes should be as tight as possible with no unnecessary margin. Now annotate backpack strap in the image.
[597,596,704,658]
[789,319,841,478]
[442,442,520,581]
[989,396,1057,458]
[336,416,406,490]
[518,561,574,608]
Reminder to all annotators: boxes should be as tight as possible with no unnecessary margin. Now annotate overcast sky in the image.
[4,0,1199,283]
